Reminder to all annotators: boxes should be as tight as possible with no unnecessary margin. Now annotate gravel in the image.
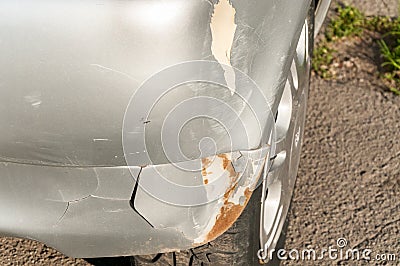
[344,0,398,17]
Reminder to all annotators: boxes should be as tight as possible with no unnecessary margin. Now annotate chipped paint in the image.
[131,144,269,246]
[93,138,112,142]
[24,93,42,108]
[217,153,237,179]
[210,0,237,94]
[200,153,240,195]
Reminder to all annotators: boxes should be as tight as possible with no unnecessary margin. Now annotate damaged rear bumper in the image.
[0,145,270,258]
[0,0,312,258]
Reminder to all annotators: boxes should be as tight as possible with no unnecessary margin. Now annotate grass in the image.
[312,4,400,95]
[376,18,400,95]
[312,43,336,78]
[313,5,364,79]
[325,5,365,41]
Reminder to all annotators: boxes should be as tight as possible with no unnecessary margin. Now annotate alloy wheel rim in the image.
[260,17,311,256]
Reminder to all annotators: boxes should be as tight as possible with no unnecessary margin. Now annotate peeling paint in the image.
[131,146,269,246]
[217,153,236,179]
[210,0,237,94]
[200,153,240,197]
[195,152,253,244]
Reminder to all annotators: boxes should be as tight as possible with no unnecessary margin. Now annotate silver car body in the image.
[0,0,327,258]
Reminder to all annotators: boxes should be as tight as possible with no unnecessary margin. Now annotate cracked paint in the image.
[54,167,140,223]
[129,148,268,245]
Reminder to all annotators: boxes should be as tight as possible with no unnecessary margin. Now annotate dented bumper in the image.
[0,145,270,258]
[0,0,311,258]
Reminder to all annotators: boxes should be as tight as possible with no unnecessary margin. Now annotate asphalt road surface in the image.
[1,1,399,265]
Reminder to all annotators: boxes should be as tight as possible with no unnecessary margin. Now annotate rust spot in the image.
[201,167,207,177]
[204,187,253,243]
[201,157,212,168]
[217,154,237,178]
[204,179,209,185]
[217,154,229,170]
[223,181,238,199]
[226,162,237,179]
[201,168,213,177]
[244,187,252,199]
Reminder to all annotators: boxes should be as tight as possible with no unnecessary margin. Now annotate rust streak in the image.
[218,154,229,170]
[223,181,238,199]
[217,154,238,179]
[204,187,253,243]
[201,167,207,177]
[201,157,212,168]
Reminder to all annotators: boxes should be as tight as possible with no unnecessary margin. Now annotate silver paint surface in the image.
[0,0,313,258]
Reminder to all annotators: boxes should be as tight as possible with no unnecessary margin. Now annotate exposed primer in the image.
[210,0,237,94]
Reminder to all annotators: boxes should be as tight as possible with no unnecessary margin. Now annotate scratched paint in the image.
[210,0,237,94]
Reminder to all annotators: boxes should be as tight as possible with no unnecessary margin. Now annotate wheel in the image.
[88,2,315,266]
[314,0,331,36]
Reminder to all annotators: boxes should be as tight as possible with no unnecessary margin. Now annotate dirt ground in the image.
[0,1,399,265]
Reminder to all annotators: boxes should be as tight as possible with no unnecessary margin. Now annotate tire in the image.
[88,3,315,266]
